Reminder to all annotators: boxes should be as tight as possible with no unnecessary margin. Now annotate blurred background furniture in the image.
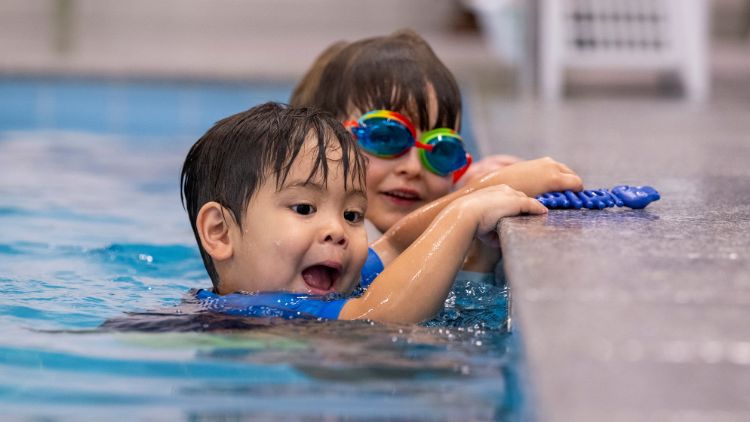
[540,0,710,102]
[468,0,712,102]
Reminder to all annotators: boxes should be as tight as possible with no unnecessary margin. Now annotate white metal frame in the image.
[539,0,709,102]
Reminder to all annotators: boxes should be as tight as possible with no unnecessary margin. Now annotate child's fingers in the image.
[491,186,547,212]
[474,191,546,237]
[488,184,528,198]
[566,174,584,191]
[523,197,548,214]
[556,162,577,174]
[555,173,583,192]
[489,184,538,202]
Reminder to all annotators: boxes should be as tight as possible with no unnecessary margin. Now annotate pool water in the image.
[0,78,522,420]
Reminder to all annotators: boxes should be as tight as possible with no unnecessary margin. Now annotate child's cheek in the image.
[424,173,453,200]
[364,156,390,185]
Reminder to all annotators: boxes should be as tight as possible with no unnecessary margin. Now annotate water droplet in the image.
[137,253,154,263]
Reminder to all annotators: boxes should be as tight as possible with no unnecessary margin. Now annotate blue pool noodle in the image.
[536,185,660,210]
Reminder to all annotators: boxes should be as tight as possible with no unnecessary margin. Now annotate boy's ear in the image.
[196,201,235,262]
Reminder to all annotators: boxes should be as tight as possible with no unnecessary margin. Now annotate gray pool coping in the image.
[494,102,750,421]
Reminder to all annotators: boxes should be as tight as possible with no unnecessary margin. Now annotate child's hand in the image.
[455,154,522,189]
[453,185,548,247]
[472,157,583,198]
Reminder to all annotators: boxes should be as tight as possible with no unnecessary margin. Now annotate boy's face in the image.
[219,135,369,296]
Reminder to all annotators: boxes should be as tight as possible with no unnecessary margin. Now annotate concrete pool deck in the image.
[484,96,750,420]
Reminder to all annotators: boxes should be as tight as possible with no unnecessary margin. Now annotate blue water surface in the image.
[0,77,521,420]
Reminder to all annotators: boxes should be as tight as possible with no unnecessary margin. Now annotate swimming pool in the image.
[0,77,522,420]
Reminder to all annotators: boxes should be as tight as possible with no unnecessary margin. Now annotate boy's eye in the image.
[343,210,364,223]
[291,204,316,215]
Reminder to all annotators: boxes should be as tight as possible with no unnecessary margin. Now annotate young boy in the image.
[181,102,546,324]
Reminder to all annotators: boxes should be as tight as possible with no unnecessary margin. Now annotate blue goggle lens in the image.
[424,138,468,174]
[356,120,414,157]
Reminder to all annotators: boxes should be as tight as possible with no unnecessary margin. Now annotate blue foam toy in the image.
[536,185,660,210]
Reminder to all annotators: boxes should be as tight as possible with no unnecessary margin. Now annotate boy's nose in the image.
[322,218,348,247]
[393,147,422,177]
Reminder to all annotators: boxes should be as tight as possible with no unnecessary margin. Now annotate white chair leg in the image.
[540,0,563,102]
[682,0,710,103]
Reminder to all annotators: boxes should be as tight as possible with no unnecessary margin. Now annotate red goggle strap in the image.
[452,153,472,183]
[344,120,358,130]
[414,140,434,152]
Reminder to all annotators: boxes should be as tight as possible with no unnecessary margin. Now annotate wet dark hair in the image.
[180,102,367,289]
[290,29,462,132]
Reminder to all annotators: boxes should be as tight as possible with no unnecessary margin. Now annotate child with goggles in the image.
[291,29,582,281]
[345,110,472,183]
[181,102,547,323]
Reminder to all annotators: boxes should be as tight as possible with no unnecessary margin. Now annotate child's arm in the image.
[454,153,522,189]
[339,185,547,323]
[371,157,581,264]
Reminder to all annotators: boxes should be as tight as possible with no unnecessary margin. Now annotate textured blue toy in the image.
[536,185,660,210]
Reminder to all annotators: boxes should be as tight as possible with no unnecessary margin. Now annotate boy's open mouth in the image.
[301,264,341,295]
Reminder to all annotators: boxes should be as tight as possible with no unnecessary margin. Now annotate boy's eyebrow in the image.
[348,189,367,201]
[281,180,367,201]
[281,180,325,192]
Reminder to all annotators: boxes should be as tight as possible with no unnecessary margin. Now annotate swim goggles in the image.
[345,110,472,183]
